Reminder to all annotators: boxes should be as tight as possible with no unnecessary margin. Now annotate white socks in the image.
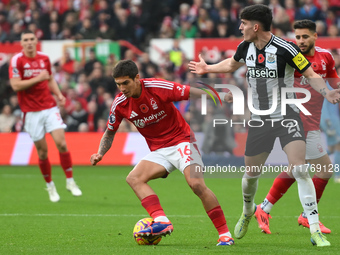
[261,198,273,214]
[242,172,259,215]
[291,164,319,234]
[154,216,170,222]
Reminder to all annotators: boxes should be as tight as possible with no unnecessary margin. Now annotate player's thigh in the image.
[128,159,168,183]
[165,142,204,174]
[245,125,276,157]
[50,128,67,151]
[23,111,46,142]
[136,151,175,181]
[305,130,327,161]
[307,154,333,178]
[45,106,67,133]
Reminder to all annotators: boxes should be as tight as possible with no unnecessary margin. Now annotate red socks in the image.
[141,195,166,219]
[207,206,229,235]
[312,175,329,203]
[266,171,295,204]
[59,151,73,178]
[39,158,52,183]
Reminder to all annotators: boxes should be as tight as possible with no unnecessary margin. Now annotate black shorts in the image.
[245,111,305,156]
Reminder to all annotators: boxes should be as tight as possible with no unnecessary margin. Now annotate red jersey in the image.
[107,78,192,151]
[9,51,56,113]
[294,47,339,131]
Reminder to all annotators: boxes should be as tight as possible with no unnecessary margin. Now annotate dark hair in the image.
[112,60,138,79]
[21,29,34,36]
[293,20,316,33]
[240,4,272,31]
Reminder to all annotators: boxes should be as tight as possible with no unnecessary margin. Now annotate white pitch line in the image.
[0,213,339,218]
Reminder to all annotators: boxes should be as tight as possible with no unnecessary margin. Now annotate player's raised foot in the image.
[137,221,173,237]
[298,213,331,234]
[46,184,60,202]
[66,180,82,196]
[311,230,331,247]
[234,210,254,239]
[216,236,235,246]
[254,205,272,234]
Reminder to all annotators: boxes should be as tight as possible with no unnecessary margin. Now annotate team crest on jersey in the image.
[321,59,326,70]
[109,113,116,124]
[150,98,158,110]
[40,59,45,68]
[267,54,275,64]
[258,54,265,63]
[140,104,149,113]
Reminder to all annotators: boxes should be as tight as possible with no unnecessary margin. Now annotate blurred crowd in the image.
[1,0,340,138]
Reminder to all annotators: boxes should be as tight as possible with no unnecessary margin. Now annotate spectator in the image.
[46,22,60,40]
[76,18,97,40]
[78,122,89,132]
[0,12,11,34]
[175,17,198,39]
[0,25,7,42]
[28,22,44,40]
[0,104,15,132]
[295,0,322,21]
[60,50,80,75]
[113,8,135,43]
[8,22,23,42]
[96,22,115,40]
[84,48,100,76]
[159,16,175,38]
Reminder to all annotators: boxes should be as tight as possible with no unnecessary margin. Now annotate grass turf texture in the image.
[0,166,339,255]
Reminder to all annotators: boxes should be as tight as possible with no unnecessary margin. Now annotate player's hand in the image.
[90,153,103,166]
[56,94,66,107]
[188,54,208,75]
[224,91,233,103]
[37,70,50,82]
[325,88,340,104]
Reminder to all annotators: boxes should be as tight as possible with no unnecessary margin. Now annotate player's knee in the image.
[189,181,206,197]
[292,164,309,179]
[55,140,67,152]
[37,149,48,159]
[126,173,142,188]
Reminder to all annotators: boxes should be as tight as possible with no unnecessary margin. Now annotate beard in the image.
[300,43,314,55]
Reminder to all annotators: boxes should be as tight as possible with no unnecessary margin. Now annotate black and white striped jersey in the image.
[233,34,311,121]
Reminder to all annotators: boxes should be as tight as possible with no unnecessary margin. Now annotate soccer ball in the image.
[133,218,162,245]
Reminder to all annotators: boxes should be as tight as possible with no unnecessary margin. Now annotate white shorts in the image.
[23,106,67,142]
[305,130,327,160]
[142,142,204,174]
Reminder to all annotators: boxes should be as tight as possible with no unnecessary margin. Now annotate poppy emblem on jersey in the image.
[109,113,116,124]
[258,54,265,63]
[196,81,222,106]
[140,104,149,113]
[32,61,38,68]
[312,62,319,71]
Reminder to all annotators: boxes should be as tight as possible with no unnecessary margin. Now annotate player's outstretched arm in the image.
[302,66,340,104]
[188,54,244,75]
[90,129,116,166]
[10,70,50,92]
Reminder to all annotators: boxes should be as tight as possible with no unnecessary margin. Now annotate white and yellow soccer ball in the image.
[133,218,162,245]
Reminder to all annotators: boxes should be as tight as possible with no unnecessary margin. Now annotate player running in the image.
[90,60,234,246]
[9,30,82,202]
[255,20,340,236]
[189,5,340,247]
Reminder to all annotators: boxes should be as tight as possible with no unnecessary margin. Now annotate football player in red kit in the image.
[90,59,234,246]
[9,30,81,202]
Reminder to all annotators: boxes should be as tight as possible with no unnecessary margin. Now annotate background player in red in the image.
[90,59,234,246]
[9,30,82,202]
[255,20,340,234]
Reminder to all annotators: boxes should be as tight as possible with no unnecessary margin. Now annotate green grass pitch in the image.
[0,166,339,255]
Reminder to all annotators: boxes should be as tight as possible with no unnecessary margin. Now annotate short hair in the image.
[21,29,34,36]
[112,60,138,79]
[293,20,316,33]
[240,4,272,31]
